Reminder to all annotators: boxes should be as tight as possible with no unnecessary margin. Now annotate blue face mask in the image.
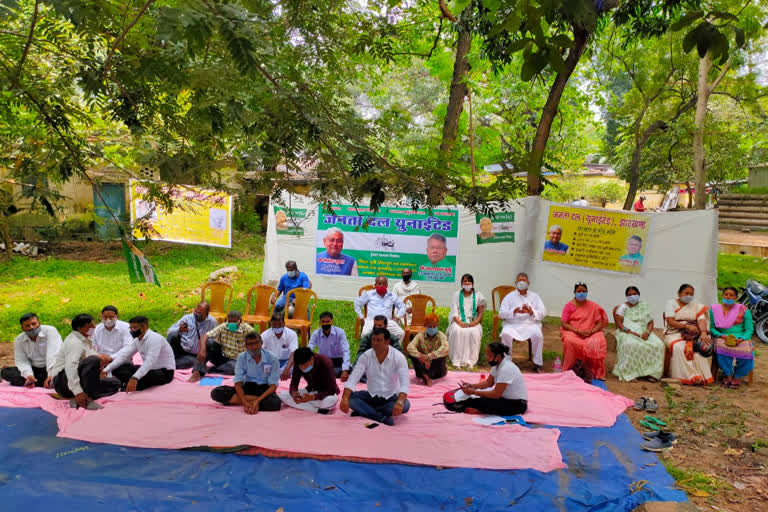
[722,298,735,305]
[426,326,438,337]
[574,292,588,301]
[227,322,239,332]
[273,327,284,334]
[248,348,261,358]
[302,364,313,373]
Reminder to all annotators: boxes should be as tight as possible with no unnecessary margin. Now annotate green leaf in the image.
[733,26,745,48]
[547,48,565,74]
[520,58,537,82]
[682,23,704,54]
[550,34,573,48]
[709,11,739,23]
[671,11,703,32]
[506,38,530,54]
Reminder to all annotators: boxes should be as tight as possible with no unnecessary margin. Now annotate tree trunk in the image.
[439,18,472,163]
[527,28,589,196]
[622,119,668,210]
[693,52,712,210]
[0,216,13,260]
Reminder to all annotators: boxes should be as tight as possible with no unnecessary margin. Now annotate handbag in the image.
[693,338,714,357]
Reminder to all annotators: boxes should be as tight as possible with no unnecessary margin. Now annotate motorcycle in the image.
[738,279,768,343]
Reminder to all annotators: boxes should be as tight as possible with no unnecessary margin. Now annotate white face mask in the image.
[462,284,473,292]
[103,318,116,328]
[626,295,640,305]
[86,327,95,338]
[516,281,529,291]
[680,295,694,304]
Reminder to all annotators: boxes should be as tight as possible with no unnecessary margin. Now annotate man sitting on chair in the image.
[499,273,547,372]
[272,260,310,317]
[279,347,339,414]
[188,310,254,382]
[340,327,410,426]
[354,276,406,343]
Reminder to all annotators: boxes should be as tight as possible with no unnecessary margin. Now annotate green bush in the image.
[233,208,262,234]
[60,212,101,237]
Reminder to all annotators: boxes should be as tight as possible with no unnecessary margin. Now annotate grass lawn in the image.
[1,238,765,367]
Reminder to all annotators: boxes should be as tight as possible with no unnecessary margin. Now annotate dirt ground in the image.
[1,327,765,511]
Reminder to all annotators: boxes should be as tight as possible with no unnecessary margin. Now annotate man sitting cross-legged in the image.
[1,313,62,388]
[101,316,176,392]
[210,332,282,414]
[406,313,448,387]
[279,347,339,414]
[340,327,410,426]
[188,310,253,382]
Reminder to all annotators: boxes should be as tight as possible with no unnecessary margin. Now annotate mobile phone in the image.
[365,423,379,429]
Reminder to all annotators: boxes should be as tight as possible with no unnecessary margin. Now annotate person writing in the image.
[454,342,528,415]
[279,347,340,413]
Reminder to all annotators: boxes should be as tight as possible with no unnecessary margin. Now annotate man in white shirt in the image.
[102,316,176,392]
[1,313,62,387]
[572,196,589,207]
[499,272,547,372]
[93,305,132,356]
[49,314,120,409]
[340,327,411,426]
[354,276,406,342]
[260,314,299,380]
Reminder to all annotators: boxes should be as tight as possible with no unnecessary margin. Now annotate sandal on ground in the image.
[634,397,648,411]
[644,415,667,427]
[640,420,660,430]
[730,379,741,389]
[646,376,659,383]
[645,398,658,413]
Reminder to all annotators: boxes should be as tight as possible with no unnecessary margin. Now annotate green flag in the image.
[122,238,161,287]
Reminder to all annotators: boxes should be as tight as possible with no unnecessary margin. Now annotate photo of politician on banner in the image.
[315,205,459,282]
[542,205,650,274]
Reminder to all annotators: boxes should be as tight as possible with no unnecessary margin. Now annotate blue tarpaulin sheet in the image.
[0,385,687,511]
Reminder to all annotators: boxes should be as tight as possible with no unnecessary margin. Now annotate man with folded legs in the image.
[210,332,282,413]
[188,310,253,382]
[406,313,448,387]
[1,313,62,388]
[102,316,176,392]
[49,314,120,409]
[166,302,219,370]
[340,327,410,426]
[279,347,339,414]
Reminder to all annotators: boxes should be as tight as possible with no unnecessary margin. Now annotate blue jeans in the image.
[717,354,754,378]
[349,391,410,425]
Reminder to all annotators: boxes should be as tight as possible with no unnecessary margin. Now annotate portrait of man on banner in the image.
[543,224,569,255]
[619,235,644,269]
[316,228,358,276]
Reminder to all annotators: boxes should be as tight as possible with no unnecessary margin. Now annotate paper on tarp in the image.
[264,194,717,324]
[122,238,161,287]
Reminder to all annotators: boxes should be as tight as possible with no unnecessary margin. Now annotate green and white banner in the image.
[274,205,308,236]
[315,204,459,282]
[122,239,161,286]
[475,211,515,244]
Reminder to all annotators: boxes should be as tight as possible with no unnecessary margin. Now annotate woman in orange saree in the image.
[560,282,609,380]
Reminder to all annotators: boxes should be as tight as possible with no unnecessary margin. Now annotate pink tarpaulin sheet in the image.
[0,371,631,472]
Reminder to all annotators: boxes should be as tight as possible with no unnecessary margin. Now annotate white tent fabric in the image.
[264,195,718,324]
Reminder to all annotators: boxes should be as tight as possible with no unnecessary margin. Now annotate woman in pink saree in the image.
[560,282,610,380]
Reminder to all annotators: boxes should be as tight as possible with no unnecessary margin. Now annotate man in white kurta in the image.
[499,273,547,370]
[354,276,406,342]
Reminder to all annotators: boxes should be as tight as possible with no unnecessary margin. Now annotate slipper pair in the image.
[721,378,741,389]
[640,415,667,431]
[633,397,658,413]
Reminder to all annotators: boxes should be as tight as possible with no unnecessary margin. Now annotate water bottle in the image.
[553,357,562,373]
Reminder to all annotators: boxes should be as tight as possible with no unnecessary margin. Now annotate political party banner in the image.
[129,180,232,248]
[315,204,459,282]
[122,238,160,286]
[475,211,515,244]
[542,205,650,274]
[274,205,307,236]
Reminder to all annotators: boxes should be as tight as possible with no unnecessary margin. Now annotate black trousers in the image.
[52,355,120,399]
[111,364,174,391]
[1,366,48,387]
[210,382,281,411]
[466,398,528,416]
[410,356,447,381]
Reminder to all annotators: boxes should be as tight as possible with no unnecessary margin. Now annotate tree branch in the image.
[102,0,156,79]
[708,59,732,96]
[11,0,39,89]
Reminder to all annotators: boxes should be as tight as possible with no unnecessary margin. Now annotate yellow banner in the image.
[542,205,650,274]
[129,180,232,248]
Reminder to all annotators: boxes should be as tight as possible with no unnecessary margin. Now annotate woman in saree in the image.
[560,282,609,380]
[446,274,487,368]
[663,283,713,385]
[710,287,754,388]
[613,286,665,382]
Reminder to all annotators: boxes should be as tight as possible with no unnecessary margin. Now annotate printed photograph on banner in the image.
[274,205,307,236]
[315,204,459,282]
[542,205,650,274]
[475,211,515,244]
[128,180,232,248]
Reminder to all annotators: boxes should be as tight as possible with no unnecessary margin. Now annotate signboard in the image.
[274,205,307,236]
[475,211,515,244]
[542,205,650,274]
[315,204,459,282]
[129,180,232,248]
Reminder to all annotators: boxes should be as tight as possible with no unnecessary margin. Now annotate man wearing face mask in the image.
[499,272,547,372]
[93,305,132,356]
[50,314,120,409]
[102,316,176,392]
[273,260,311,316]
[354,276,407,342]
[279,347,339,413]
[167,302,219,371]
[261,314,299,380]
[210,332,282,413]
[1,313,62,388]
[187,310,253,382]
[406,313,448,386]
[308,311,351,381]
